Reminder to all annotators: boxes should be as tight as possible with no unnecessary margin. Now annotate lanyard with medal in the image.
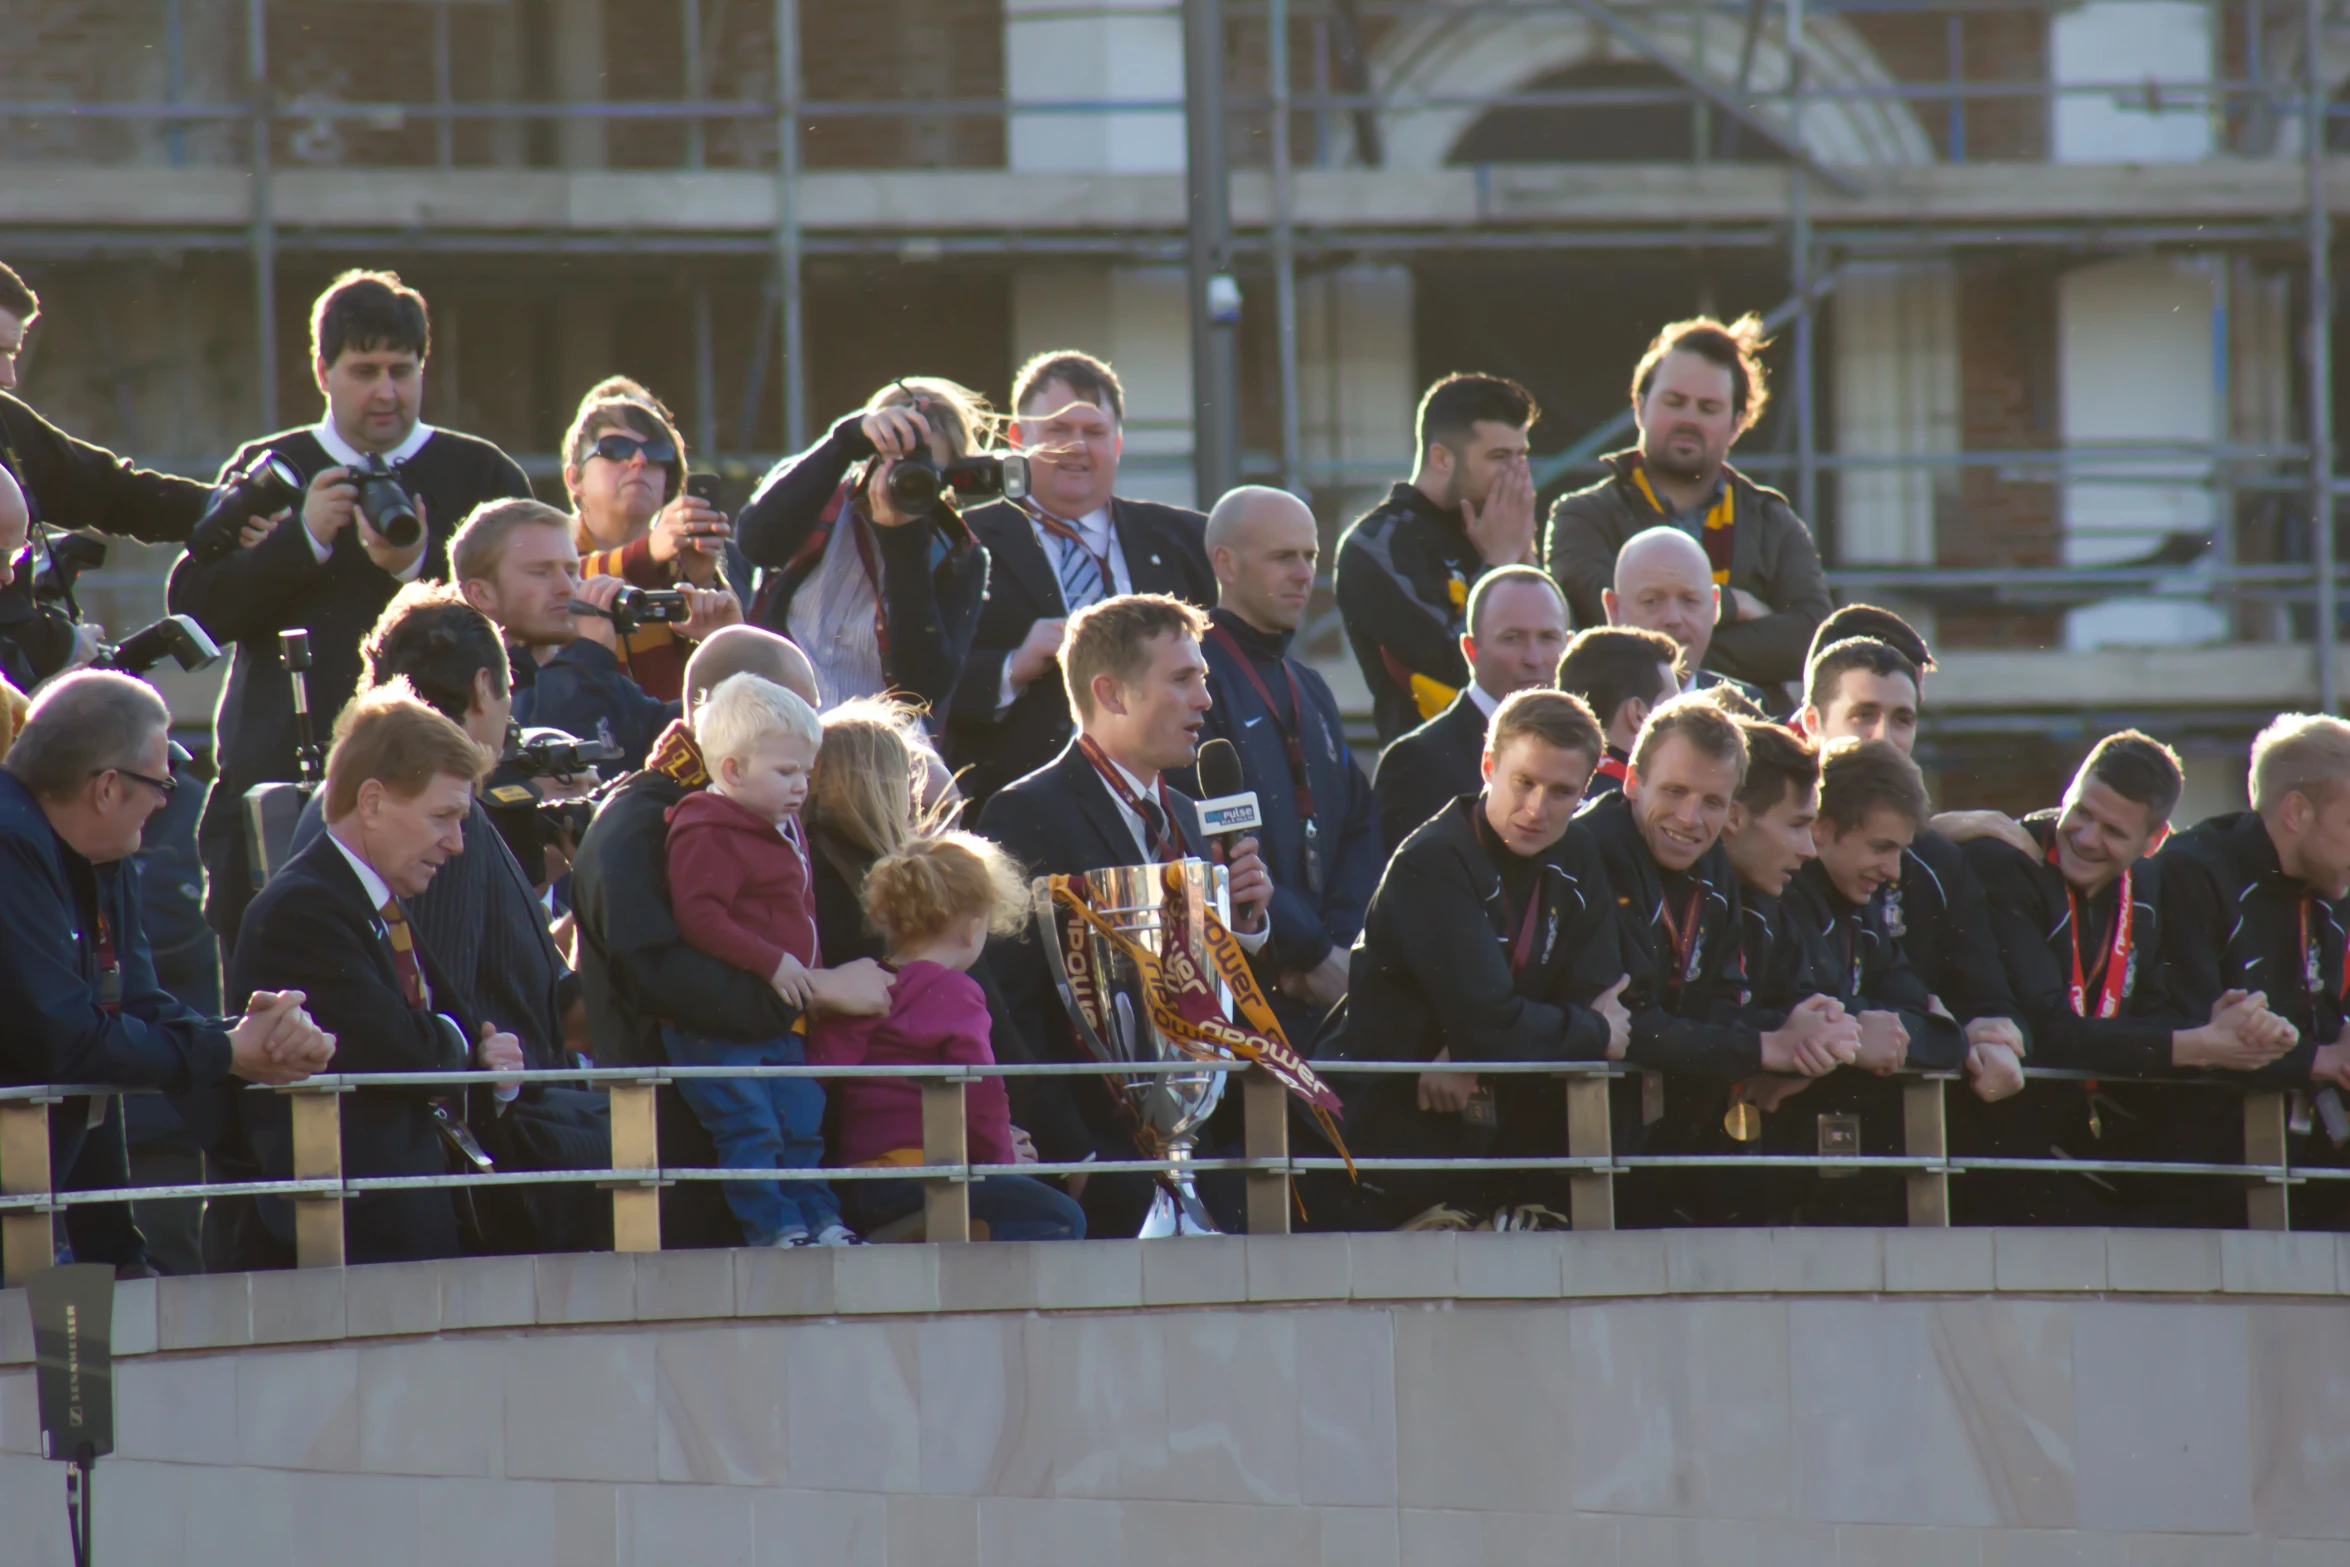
[1077,734,1185,864]
[1205,624,1324,894]
[1656,882,1705,992]
[2055,848,2135,1138]
[1463,865,1550,1131]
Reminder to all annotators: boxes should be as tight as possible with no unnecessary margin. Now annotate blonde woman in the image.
[734,379,992,715]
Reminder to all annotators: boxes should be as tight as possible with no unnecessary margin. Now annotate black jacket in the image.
[1336,481,1489,743]
[1577,790,1759,1079]
[228,831,487,1264]
[946,496,1213,811]
[1174,608,1383,987]
[735,412,989,718]
[1319,797,1621,1146]
[975,739,1217,1164]
[1730,884,1814,1020]
[0,771,232,1192]
[2155,811,2340,1086]
[1373,688,1488,852]
[1782,858,1968,1069]
[168,424,533,945]
[509,638,677,774]
[1891,829,2025,1034]
[1965,813,2177,1075]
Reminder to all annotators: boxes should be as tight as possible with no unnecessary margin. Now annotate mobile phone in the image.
[685,473,723,507]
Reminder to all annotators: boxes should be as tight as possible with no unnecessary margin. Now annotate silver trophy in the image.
[1034,859,1234,1234]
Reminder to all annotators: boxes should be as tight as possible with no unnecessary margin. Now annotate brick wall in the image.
[1940,256,2061,649]
[1844,9,2048,162]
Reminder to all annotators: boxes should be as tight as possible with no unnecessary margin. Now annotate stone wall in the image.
[5,1228,2350,1566]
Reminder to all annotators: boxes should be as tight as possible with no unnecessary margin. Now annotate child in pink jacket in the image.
[810,832,1085,1241]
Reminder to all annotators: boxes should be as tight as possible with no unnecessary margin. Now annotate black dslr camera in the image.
[347,457,422,549]
[501,729,623,781]
[883,451,1030,513]
[569,585,692,638]
[32,532,106,617]
[187,449,305,562]
[483,726,620,886]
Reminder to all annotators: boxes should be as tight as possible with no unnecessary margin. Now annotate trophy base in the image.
[1136,1171,1222,1238]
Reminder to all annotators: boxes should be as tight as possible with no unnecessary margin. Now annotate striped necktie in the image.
[1034,509,1110,610]
[381,899,432,1011]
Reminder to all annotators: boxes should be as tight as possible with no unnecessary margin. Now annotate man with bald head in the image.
[1182,486,1380,1033]
[1373,564,1567,851]
[1546,315,1829,696]
[1604,525,1771,710]
[570,624,893,1247]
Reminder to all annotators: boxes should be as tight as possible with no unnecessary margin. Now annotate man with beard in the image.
[1338,373,1540,743]
[1372,564,1567,851]
[1546,316,1829,704]
[2154,713,2350,1228]
[1958,730,2296,1225]
[1314,689,1628,1229]
[1552,625,1681,800]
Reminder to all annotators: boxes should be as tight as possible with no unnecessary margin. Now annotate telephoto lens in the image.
[351,460,422,548]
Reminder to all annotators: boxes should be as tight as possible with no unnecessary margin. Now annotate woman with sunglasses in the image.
[731,378,991,721]
[559,377,750,703]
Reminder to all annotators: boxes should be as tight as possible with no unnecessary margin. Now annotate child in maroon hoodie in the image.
[810,832,1087,1241]
[664,671,852,1246]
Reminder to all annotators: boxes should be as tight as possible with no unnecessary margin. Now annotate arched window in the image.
[1446,60,1789,165]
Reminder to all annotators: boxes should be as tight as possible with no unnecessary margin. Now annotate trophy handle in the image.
[1032,875,1122,1068]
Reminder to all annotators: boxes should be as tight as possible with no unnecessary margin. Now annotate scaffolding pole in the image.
[774,0,806,453]
[1271,0,1304,497]
[2309,0,2337,709]
[1789,0,1818,528]
[246,0,276,433]
[1186,0,1241,503]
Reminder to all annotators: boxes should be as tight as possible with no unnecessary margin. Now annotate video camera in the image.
[483,725,618,886]
[883,451,1029,513]
[94,614,222,678]
[32,532,105,618]
[570,585,692,639]
[186,449,305,562]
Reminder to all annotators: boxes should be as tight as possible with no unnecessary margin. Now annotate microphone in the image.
[1193,738,1263,847]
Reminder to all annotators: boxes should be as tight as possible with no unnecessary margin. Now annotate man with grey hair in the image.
[1600,525,1770,710]
[0,670,333,1271]
[2158,712,2350,1225]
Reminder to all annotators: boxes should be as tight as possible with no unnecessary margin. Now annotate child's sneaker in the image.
[811,1222,863,1247]
[767,1225,811,1248]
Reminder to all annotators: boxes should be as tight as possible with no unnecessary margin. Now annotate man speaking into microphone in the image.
[978,593,1275,1239]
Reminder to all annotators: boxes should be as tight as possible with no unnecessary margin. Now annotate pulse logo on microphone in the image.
[1193,738,1263,839]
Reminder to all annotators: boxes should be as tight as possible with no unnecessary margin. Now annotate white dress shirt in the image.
[1089,749,1268,954]
[999,503,1133,711]
[302,417,436,581]
[1468,681,1502,721]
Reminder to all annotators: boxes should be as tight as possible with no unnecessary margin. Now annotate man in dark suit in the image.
[568,626,893,1248]
[1178,486,1382,1044]
[1372,565,1566,850]
[230,685,520,1265]
[169,270,533,954]
[945,351,1214,811]
[977,593,1275,1238]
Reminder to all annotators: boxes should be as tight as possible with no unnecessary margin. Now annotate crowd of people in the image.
[5,258,2347,1278]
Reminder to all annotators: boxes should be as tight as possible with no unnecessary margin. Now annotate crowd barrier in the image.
[0,1060,2305,1285]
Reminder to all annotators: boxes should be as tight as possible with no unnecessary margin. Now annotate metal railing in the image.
[0,1059,2305,1286]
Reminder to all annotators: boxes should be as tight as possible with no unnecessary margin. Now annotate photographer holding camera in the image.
[0,261,220,690]
[563,377,749,703]
[168,270,533,952]
[734,376,991,715]
[452,497,689,772]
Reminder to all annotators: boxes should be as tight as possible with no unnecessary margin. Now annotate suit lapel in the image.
[1059,745,1144,866]
[978,504,1065,617]
[1112,500,1174,596]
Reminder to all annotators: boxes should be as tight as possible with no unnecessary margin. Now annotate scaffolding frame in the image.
[6,0,2343,702]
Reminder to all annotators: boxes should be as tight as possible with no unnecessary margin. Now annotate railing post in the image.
[1566,1074,1614,1231]
[608,1081,662,1253]
[0,1097,54,1287]
[1243,1065,1291,1236]
[1904,1077,1950,1227]
[2245,1089,2290,1232]
[284,1083,346,1268]
[920,1077,970,1244]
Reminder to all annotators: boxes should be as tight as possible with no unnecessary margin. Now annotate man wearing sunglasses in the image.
[169,270,533,958]
[0,671,335,1274]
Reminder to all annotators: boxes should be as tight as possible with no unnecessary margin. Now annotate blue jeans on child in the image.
[840,1173,1087,1242]
[661,1027,841,1245]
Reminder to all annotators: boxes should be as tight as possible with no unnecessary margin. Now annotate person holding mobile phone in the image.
[559,377,748,703]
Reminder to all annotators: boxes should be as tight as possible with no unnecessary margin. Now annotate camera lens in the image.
[358,472,422,549]
[886,456,943,512]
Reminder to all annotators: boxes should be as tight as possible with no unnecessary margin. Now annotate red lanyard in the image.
[1656,883,1704,989]
[1029,505,1117,606]
[784,481,892,659]
[1596,753,1629,784]
[1077,735,1184,864]
[1205,625,1317,820]
[2052,844,2132,1019]
[1506,877,1545,975]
